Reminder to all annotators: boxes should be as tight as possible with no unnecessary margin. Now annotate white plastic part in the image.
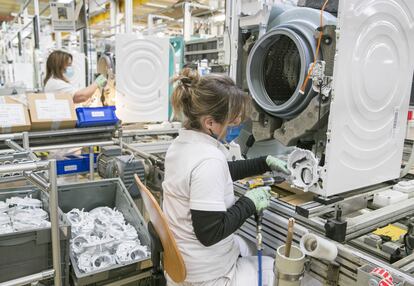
[227,141,243,161]
[0,201,9,213]
[373,190,409,208]
[115,34,169,123]
[6,195,42,208]
[68,206,146,273]
[115,241,148,263]
[0,213,11,225]
[300,233,338,262]
[393,180,414,194]
[287,148,319,192]
[321,0,414,197]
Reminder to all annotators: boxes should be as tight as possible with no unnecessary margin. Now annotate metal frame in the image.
[0,132,62,286]
[0,127,116,181]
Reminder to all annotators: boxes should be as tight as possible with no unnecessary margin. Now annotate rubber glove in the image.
[244,186,271,212]
[266,155,290,175]
[95,74,108,88]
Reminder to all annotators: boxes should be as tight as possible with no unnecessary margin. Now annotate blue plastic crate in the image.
[76,106,119,128]
[56,154,97,175]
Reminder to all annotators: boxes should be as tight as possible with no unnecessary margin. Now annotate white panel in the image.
[14,63,34,89]
[69,51,86,90]
[321,0,414,197]
[115,35,169,123]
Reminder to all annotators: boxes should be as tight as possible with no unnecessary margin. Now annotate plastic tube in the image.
[300,233,338,261]
[258,249,262,286]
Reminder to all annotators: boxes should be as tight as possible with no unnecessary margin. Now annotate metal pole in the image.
[0,270,55,286]
[55,32,62,49]
[0,161,48,174]
[48,160,62,286]
[81,0,89,85]
[31,140,114,152]
[22,132,29,150]
[227,0,240,82]
[110,0,118,34]
[148,14,154,34]
[183,2,191,41]
[5,140,25,152]
[0,133,23,141]
[118,127,123,150]
[125,0,133,33]
[89,146,94,180]
[33,0,42,89]
[26,172,50,190]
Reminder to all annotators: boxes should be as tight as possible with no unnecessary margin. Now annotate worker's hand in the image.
[95,74,108,88]
[266,155,290,175]
[244,186,271,212]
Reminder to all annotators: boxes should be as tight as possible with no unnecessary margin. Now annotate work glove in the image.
[244,186,271,212]
[266,155,290,175]
[95,74,108,89]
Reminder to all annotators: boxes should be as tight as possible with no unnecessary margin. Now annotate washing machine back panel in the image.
[69,51,86,90]
[321,0,414,197]
[115,35,169,123]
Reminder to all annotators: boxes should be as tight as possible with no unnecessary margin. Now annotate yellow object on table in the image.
[373,224,407,241]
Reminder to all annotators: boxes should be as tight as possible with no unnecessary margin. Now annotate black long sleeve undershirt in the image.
[191,157,272,247]
[227,156,271,181]
[191,196,256,247]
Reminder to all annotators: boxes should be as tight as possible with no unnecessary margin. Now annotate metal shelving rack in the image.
[0,132,62,286]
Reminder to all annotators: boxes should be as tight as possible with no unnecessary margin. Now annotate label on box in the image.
[35,100,72,120]
[91,111,105,117]
[0,104,26,127]
[64,165,78,172]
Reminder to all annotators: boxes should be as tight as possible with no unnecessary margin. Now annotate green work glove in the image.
[95,74,108,88]
[266,155,290,175]
[244,186,271,212]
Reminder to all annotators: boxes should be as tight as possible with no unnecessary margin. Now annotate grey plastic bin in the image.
[57,179,151,286]
[0,188,71,285]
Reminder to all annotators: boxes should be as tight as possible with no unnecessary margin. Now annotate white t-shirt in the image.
[44,77,76,97]
[162,129,240,283]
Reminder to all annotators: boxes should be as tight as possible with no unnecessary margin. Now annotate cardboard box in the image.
[27,93,77,130]
[0,95,31,134]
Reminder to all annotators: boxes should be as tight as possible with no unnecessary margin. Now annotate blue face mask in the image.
[64,66,74,78]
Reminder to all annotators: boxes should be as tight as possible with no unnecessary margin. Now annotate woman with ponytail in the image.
[163,68,290,286]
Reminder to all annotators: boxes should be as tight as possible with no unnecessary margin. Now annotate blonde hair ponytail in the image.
[172,68,250,130]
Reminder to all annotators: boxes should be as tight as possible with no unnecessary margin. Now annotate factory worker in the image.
[162,68,290,286]
[43,50,107,104]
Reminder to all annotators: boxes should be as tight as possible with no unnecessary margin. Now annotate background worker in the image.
[162,68,290,286]
[43,50,107,105]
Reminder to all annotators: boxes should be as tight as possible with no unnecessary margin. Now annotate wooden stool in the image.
[134,175,187,285]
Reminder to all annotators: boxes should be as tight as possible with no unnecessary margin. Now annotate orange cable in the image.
[299,0,329,94]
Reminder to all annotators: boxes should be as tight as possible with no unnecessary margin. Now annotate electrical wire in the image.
[299,0,329,94]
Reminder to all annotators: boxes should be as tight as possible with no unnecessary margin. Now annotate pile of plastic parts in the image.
[67,207,149,273]
[0,195,51,234]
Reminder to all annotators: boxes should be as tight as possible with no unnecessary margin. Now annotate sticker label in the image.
[91,111,105,117]
[392,107,399,138]
[0,104,26,127]
[64,165,77,172]
[35,100,72,120]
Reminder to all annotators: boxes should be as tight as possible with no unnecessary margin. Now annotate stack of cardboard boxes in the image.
[0,93,78,134]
